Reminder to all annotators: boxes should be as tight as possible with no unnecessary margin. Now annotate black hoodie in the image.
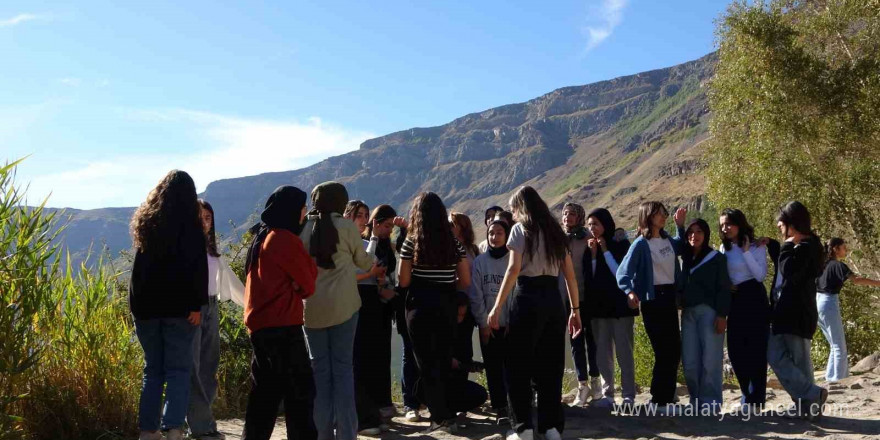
[770,236,823,339]
[583,208,636,318]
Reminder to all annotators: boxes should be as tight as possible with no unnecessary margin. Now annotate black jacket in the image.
[129,232,208,320]
[770,237,822,339]
[583,238,635,319]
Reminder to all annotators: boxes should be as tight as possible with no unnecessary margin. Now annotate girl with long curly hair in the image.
[397,192,471,433]
[129,170,207,440]
[488,186,582,440]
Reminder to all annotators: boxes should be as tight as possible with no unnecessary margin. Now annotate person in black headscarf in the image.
[680,218,730,415]
[583,208,636,411]
[241,185,319,440]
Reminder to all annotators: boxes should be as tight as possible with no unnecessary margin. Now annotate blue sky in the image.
[2,0,728,209]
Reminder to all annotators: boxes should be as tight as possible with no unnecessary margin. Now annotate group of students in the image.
[128,169,878,440]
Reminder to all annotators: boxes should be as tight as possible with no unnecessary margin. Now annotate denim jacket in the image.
[616,226,685,301]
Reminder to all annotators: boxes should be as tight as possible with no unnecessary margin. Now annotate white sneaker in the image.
[544,428,562,440]
[589,377,604,400]
[404,407,421,422]
[506,429,534,440]
[138,431,164,440]
[166,429,184,440]
[571,381,589,407]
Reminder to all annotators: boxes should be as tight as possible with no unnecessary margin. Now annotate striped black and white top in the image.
[400,237,467,284]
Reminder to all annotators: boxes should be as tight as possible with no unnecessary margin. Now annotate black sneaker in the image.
[807,388,828,422]
[495,407,510,425]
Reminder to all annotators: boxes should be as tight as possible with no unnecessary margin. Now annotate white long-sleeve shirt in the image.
[720,243,768,285]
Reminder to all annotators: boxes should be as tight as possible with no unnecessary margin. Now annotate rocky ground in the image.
[217,354,880,440]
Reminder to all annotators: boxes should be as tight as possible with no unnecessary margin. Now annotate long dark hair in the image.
[637,201,668,239]
[720,208,755,251]
[344,200,369,222]
[198,199,220,257]
[407,192,458,266]
[363,204,397,240]
[450,212,480,257]
[508,186,567,267]
[776,200,825,268]
[131,170,203,255]
[825,237,845,264]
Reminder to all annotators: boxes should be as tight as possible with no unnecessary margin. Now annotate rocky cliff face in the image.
[55,53,717,259]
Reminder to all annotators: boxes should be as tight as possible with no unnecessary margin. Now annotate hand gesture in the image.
[674,207,688,227]
[188,311,201,326]
[488,306,501,330]
[369,263,386,278]
[393,216,409,229]
[741,236,751,252]
[568,309,582,338]
[587,238,599,257]
[597,236,608,252]
[627,292,641,310]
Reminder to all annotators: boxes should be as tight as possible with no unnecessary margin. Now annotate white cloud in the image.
[582,0,628,52]
[0,13,44,27]
[26,110,376,209]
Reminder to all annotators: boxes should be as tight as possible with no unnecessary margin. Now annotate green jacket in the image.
[680,250,732,317]
[301,213,375,329]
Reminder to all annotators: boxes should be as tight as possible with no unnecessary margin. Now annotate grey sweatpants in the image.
[591,316,637,400]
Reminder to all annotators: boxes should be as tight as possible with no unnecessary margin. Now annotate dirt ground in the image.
[217,356,880,440]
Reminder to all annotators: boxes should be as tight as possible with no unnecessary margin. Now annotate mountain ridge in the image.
[46,52,717,264]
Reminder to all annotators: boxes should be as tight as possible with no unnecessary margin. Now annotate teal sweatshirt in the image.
[680,251,732,317]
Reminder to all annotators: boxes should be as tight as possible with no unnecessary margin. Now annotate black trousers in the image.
[640,285,681,405]
[506,275,566,434]
[728,279,770,405]
[243,325,317,440]
[405,280,456,422]
[480,327,509,410]
[449,371,489,414]
[354,285,393,428]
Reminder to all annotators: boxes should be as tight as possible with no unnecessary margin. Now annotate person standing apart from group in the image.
[130,170,207,440]
[817,238,880,383]
[679,219,730,414]
[559,202,603,407]
[241,186,318,440]
[301,182,375,440]
[397,192,471,433]
[616,202,687,415]
[767,201,827,420]
[489,186,582,440]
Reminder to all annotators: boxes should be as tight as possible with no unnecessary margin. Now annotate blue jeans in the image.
[135,317,197,431]
[817,293,848,382]
[187,298,220,435]
[767,331,823,403]
[681,304,724,410]
[305,313,359,440]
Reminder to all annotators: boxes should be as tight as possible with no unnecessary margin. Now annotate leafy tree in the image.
[706,0,880,362]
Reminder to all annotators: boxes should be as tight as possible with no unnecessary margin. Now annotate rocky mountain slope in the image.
[50,53,716,262]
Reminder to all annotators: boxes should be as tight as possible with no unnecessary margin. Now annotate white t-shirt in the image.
[207,254,219,297]
[507,223,559,277]
[647,237,675,285]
